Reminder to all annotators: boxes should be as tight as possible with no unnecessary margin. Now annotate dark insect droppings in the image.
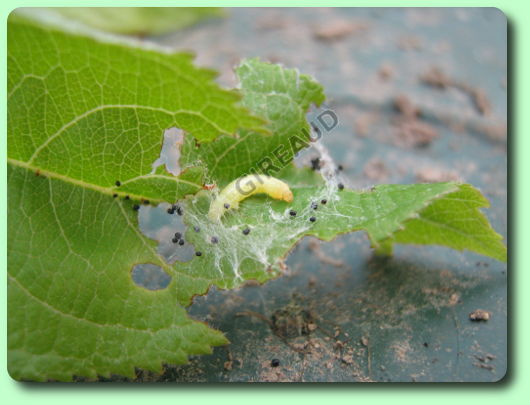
[178,239,185,246]
[338,164,344,171]
[167,207,175,214]
[172,237,179,243]
[115,180,121,187]
[125,195,130,200]
[176,206,183,216]
[195,251,202,257]
[143,200,149,205]
[113,193,118,198]
[310,157,320,171]
[271,359,280,367]
[311,202,318,210]
[132,204,140,211]
[193,226,200,232]
[321,199,327,204]
[211,236,219,244]
[289,210,297,217]
[338,183,344,191]
[309,216,316,222]
[242,228,250,235]
[174,232,182,240]
[224,203,230,209]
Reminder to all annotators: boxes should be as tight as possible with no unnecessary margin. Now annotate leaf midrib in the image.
[7,158,201,203]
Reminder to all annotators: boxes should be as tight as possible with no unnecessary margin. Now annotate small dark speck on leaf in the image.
[211,236,219,244]
[178,239,185,246]
[143,200,149,205]
[338,164,344,171]
[310,216,316,222]
[132,204,140,211]
[115,180,121,187]
[195,251,202,257]
[176,206,183,216]
[194,226,200,232]
[289,210,297,217]
[243,228,250,235]
[172,237,179,243]
[338,183,344,190]
[423,342,429,348]
[125,195,130,200]
[174,232,181,239]
[167,207,175,214]
[321,199,327,204]
[113,194,118,198]
[224,203,230,209]
[271,359,280,367]
[311,202,318,210]
[310,157,320,171]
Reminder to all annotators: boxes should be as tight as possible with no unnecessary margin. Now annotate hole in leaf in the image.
[151,127,185,176]
[131,263,171,291]
[138,204,195,264]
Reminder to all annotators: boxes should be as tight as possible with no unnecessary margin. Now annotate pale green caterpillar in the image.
[208,175,293,221]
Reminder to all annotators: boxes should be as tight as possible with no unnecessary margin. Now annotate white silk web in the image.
[134,127,348,289]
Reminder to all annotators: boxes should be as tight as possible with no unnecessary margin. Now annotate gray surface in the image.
[130,8,507,382]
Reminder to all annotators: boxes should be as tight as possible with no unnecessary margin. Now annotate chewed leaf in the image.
[7,14,261,381]
[7,11,506,383]
[181,58,326,185]
[178,173,506,294]
[7,164,228,381]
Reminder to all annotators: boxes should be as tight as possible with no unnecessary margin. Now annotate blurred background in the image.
[52,7,507,382]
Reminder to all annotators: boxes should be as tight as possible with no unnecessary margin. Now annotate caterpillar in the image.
[208,174,293,221]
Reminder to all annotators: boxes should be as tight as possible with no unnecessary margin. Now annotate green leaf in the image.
[8,165,227,381]
[7,13,506,382]
[179,173,506,294]
[52,7,224,35]
[181,58,326,185]
[383,183,507,262]
[7,14,266,381]
[8,13,266,201]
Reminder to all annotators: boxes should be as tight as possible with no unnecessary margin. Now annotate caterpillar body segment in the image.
[208,175,293,221]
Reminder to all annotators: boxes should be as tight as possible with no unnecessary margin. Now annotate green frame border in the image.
[2,0,526,400]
